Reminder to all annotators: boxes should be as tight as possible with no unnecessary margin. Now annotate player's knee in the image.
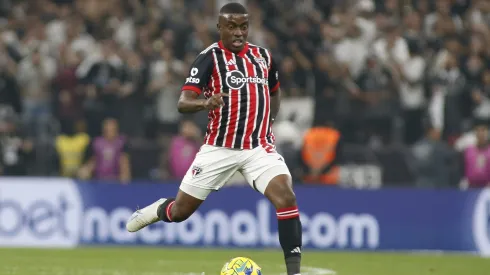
[264,174,297,209]
[273,189,297,209]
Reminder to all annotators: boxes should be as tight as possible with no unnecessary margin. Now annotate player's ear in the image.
[217,23,221,31]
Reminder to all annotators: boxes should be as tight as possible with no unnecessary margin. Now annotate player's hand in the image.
[204,93,229,110]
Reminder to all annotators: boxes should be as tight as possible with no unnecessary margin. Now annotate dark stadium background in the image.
[0,0,488,189]
[1,1,490,274]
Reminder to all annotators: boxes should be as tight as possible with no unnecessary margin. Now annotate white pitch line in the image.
[161,263,336,275]
[303,266,337,275]
[276,265,337,275]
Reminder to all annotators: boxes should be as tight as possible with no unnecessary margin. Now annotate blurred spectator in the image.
[300,121,342,185]
[425,0,463,38]
[79,118,130,183]
[356,55,397,145]
[16,47,57,138]
[278,56,305,97]
[467,0,490,26]
[431,36,462,81]
[411,124,454,188]
[0,106,33,176]
[79,40,123,136]
[372,23,409,67]
[273,114,303,153]
[397,41,427,144]
[334,15,369,79]
[273,114,303,181]
[0,43,21,114]
[55,119,90,178]
[312,52,337,125]
[148,48,184,136]
[0,0,488,187]
[167,120,201,180]
[471,69,490,124]
[108,5,136,50]
[53,47,83,126]
[455,127,479,153]
[118,50,149,137]
[463,122,490,188]
[403,10,423,43]
[429,52,466,141]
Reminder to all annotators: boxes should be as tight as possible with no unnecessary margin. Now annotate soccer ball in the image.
[220,257,262,275]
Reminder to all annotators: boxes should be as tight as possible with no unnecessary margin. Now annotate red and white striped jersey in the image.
[181,41,280,152]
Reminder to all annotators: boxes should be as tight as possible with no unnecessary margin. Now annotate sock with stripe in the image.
[277,206,302,275]
[157,198,175,222]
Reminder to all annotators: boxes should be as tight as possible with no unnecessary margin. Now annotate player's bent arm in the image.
[177,90,207,113]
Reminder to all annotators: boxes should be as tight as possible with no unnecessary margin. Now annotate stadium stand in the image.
[0,0,489,188]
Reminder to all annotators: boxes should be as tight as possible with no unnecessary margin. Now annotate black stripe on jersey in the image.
[246,51,265,148]
[257,47,274,145]
[233,56,248,148]
[214,50,228,147]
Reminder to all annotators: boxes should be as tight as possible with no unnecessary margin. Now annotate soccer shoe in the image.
[126,198,167,232]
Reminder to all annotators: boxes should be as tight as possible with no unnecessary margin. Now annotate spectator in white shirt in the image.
[334,18,369,78]
[397,42,427,144]
[372,23,409,67]
[424,0,463,37]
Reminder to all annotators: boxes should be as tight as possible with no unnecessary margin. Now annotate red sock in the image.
[276,206,300,220]
[277,206,302,275]
[166,201,175,222]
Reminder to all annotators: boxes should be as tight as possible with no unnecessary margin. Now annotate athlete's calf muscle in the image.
[157,189,203,223]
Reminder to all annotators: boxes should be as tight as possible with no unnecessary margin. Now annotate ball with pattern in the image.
[220,257,262,275]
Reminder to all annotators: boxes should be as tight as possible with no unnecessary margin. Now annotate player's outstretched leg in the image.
[156,190,204,222]
[264,174,302,275]
[126,189,203,232]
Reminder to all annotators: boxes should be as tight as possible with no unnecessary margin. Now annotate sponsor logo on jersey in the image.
[186,68,201,84]
[225,70,268,90]
[186,77,200,84]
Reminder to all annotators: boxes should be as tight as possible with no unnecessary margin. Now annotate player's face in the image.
[218,14,249,53]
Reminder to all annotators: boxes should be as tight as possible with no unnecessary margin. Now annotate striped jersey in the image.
[181,41,280,151]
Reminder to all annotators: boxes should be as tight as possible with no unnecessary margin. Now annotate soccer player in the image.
[126,3,302,275]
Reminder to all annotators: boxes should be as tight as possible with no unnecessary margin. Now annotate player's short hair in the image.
[219,2,248,15]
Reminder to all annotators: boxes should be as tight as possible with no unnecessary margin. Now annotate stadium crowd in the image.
[0,0,489,188]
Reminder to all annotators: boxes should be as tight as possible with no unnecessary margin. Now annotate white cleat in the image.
[126,198,167,232]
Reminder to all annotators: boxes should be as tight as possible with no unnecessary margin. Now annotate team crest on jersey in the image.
[191,165,202,177]
[255,58,268,70]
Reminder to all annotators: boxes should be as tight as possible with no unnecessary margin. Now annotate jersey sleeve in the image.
[181,51,214,95]
[268,56,280,93]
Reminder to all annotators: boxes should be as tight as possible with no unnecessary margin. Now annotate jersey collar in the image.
[218,41,249,57]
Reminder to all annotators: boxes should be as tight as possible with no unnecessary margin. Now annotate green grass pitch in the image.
[1,247,489,275]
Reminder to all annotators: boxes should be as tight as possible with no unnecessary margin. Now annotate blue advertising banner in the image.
[0,178,489,256]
